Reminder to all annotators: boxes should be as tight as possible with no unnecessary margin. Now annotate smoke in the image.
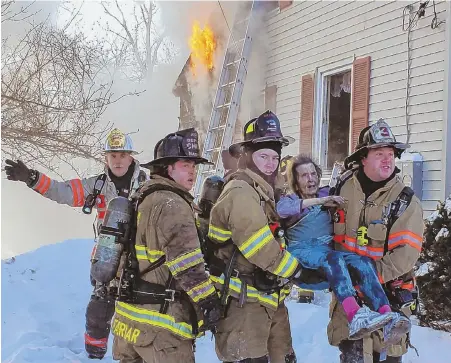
[1,0,272,259]
[159,1,271,143]
[1,0,219,258]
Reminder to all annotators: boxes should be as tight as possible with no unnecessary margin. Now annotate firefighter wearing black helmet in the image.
[208,110,304,363]
[111,128,221,363]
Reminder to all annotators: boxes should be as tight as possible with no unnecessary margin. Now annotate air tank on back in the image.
[90,196,134,284]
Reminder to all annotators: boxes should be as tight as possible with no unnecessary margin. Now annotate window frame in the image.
[313,59,354,170]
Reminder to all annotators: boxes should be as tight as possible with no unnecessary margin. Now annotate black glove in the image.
[198,295,223,334]
[4,159,38,186]
[293,266,328,285]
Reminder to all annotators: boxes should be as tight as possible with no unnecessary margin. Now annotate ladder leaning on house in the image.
[192,0,261,199]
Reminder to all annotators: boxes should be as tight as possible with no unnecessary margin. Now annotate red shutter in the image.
[279,1,293,11]
[265,85,277,113]
[351,56,371,151]
[299,74,314,156]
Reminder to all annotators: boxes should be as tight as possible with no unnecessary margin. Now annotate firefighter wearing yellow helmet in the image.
[5,128,147,359]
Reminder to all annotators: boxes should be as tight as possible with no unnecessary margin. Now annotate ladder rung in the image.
[209,125,225,131]
[219,81,236,89]
[214,102,231,109]
[205,147,222,153]
[230,38,245,47]
[225,59,241,67]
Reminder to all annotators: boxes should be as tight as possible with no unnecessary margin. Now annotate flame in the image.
[189,22,216,74]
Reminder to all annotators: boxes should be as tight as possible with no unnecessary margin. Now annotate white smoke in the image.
[159,1,270,143]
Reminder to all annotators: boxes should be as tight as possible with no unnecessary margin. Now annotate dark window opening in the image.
[326,71,351,169]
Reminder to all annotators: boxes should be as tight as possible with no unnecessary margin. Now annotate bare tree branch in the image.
[99,0,176,82]
[1,0,39,23]
[1,0,141,174]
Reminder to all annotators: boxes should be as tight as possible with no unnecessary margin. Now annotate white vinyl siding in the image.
[265,0,448,215]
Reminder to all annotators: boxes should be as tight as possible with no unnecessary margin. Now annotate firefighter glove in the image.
[4,159,38,186]
[198,295,223,334]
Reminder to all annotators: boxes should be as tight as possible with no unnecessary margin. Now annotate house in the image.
[174,0,451,216]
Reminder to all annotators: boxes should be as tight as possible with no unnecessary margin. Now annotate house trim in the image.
[313,57,354,167]
[442,1,451,199]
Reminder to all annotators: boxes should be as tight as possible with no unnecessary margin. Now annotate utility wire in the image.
[405,4,413,145]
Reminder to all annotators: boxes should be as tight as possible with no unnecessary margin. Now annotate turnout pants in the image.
[215,300,295,363]
[112,333,195,363]
[85,294,115,359]
[339,340,402,363]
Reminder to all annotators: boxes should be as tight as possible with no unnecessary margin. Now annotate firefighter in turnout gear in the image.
[208,111,302,363]
[111,128,221,363]
[4,128,148,359]
[327,119,425,363]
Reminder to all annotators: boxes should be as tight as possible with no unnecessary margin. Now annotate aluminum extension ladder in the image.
[192,0,260,199]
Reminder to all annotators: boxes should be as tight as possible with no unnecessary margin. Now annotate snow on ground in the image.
[2,239,451,362]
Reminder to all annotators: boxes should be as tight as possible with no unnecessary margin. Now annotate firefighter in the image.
[4,128,147,359]
[208,110,303,363]
[221,150,238,178]
[111,128,221,363]
[327,119,425,363]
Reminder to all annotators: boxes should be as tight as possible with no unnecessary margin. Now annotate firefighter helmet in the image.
[142,128,211,169]
[198,175,224,218]
[229,110,294,158]
[104,128,137,154]
[345,119,409,167]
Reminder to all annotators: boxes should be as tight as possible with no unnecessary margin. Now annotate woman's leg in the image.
[323,251,361,322]
[342,253,391,312]
[322,252,393,341]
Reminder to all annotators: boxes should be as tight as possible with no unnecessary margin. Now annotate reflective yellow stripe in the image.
[239,225,273,259]
[208,225,232,242]
[115,302,196,339]
[279,285,292,301]
[210,275,278,309]
[135,246,165,262]
[186,279,216,302]
[165,248,204,275]
[273,252,298,278]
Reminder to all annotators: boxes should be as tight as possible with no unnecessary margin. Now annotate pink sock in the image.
[342,296,360,323]
[378,305,392,314]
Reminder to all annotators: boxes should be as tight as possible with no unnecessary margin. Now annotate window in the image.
[319,70,352,170]
[299,57,371,175]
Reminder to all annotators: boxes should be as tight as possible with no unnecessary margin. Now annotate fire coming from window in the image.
[188,22,216,74]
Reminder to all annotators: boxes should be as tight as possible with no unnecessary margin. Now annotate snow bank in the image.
[2,239,451,362]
